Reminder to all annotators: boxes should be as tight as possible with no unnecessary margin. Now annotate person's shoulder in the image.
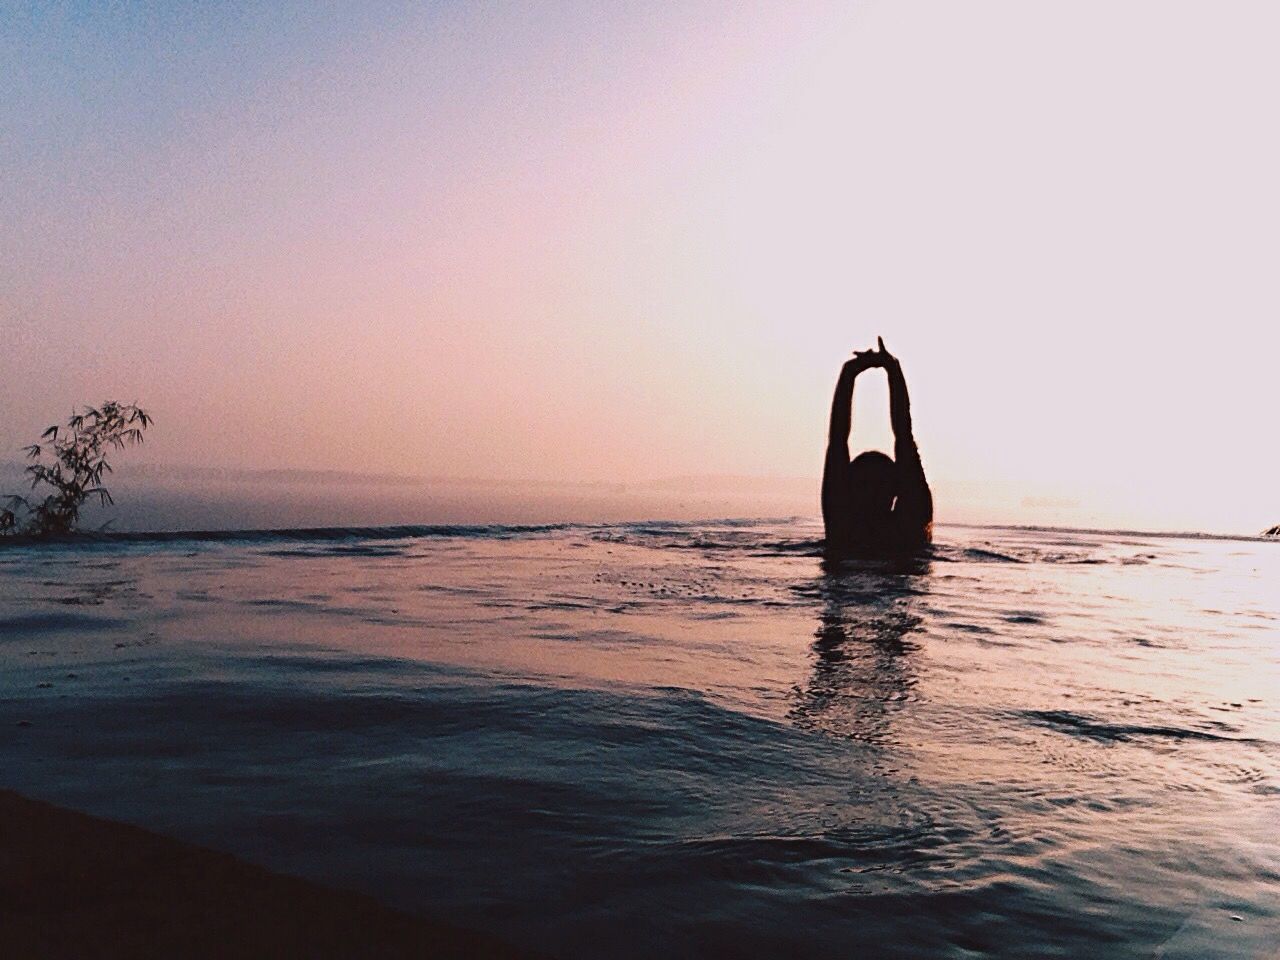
[889,511,930,547]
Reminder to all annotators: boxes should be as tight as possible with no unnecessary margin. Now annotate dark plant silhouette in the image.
[2,401,152,537]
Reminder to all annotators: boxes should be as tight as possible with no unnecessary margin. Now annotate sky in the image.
[2,0,1278,533]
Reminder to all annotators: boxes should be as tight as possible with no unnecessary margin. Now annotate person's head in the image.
[846,450,898,516]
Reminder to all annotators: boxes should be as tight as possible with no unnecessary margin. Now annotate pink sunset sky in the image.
[3,1,1277,533]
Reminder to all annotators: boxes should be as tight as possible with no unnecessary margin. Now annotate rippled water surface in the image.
[1,520,1277,958]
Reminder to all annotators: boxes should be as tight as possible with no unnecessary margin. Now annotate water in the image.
[1,519,1276,958]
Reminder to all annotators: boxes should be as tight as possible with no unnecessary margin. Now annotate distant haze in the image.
[3,2,1277,534]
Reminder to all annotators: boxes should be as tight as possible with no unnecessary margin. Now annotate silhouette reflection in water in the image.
[790,557,930,744]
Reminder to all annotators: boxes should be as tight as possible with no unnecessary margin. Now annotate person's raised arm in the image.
[879,338,933,532]
[827,360,855,446]
[822,351,875,525]
[879,337,915,456]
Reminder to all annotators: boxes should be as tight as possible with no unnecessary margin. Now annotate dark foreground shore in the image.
[0,790,549,960]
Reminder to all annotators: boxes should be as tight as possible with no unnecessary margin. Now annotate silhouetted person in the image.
[822,338,933,558]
